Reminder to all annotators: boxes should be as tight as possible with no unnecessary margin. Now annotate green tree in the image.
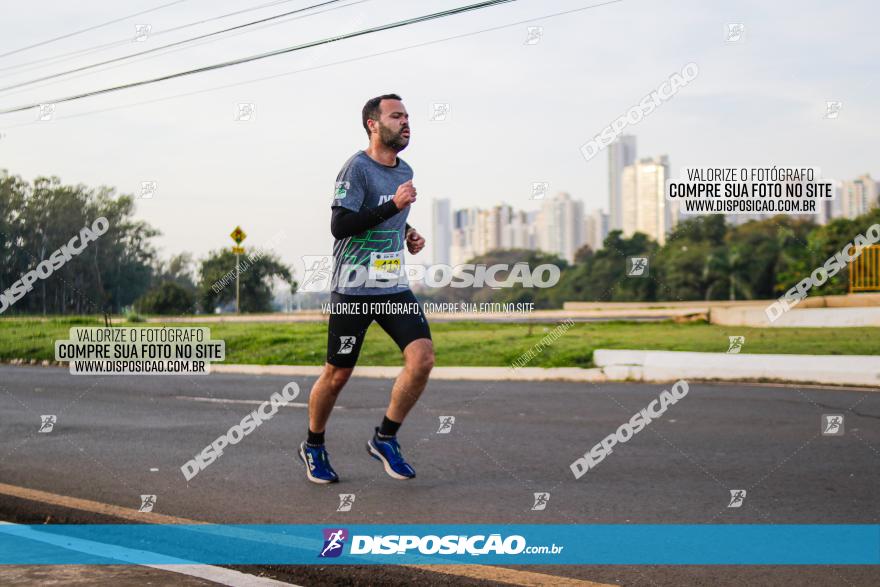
[135,281,196,315]
[728,216,816,299]
[0,170,158,315]
[703,245,753,300]
[554,231,658,302]
[199,249,294,313]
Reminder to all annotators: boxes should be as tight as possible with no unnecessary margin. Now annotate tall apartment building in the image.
[621,155,676,245]
[838,174,879,219]
[451,207,479,265]
[504,208,532,249]
[450,204,541,264]
[536,192,585,262]
[608,135,637,231]
[447,194,590,264]
[583,209,609,251]
[431,198,452,265]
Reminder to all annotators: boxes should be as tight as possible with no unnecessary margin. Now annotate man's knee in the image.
[323,364,353,392]
[406,340,435,375]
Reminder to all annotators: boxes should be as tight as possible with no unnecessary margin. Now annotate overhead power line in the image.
[0,0,304,76]
[0,0,371,102]
[0,0,622,130]
[0,0,518,116]
[0,0,352,92]
[0,0,192,59]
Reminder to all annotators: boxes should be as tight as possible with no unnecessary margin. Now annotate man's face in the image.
[372,99,410,151]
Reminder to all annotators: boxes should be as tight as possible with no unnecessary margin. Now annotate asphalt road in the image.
[1,364,878,586]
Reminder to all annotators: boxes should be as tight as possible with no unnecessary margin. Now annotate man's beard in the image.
[378,123,409,151]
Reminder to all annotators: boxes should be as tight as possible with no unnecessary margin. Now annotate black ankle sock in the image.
[377,416,401,438]
[307,429,325,446]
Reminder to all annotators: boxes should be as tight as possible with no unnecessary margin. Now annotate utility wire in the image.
[0,0,371,101]
[0,0,303,76]
[0,0,518,115]
[0,0,622,127]
[0,0,352,92]
[0,0,193,59]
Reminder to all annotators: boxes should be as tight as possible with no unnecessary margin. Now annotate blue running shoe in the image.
[366,428,416,480]
[299,441,339,484]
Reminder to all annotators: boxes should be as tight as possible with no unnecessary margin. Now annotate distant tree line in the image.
[422,208,880,308]
[4,170,876,315]
[0,171,294,315]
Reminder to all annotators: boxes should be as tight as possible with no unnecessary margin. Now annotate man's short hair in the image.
[362,93,402,138]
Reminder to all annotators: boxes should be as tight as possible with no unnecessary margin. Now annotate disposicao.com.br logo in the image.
[319,528,348,558]
[320,528,563,557]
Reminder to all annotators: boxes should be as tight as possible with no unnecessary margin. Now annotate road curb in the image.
[4,351,878,387]
[210,364,607,382]
[213,351,880,387]
[593,350,880,387]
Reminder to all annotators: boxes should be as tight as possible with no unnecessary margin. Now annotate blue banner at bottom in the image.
[0,524,877,565]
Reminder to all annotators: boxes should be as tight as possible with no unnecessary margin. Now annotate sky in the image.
[0,0,877,280]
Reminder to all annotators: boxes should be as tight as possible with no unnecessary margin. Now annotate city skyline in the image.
[431,163,879,264]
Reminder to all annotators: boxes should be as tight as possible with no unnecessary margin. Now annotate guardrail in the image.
[850,244,880,292]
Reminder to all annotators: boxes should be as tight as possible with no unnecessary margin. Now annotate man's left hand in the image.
[406,229,425,255]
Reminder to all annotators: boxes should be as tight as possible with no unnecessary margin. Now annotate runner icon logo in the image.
[531,492,550,511]
[38,415,56,433]
[134,23,152,42]
[524,26,543,45]
[140,181,157,199]
[300,255,334,292]
[319,528,348,558]
[727,336,745,354]
[337,494,355,512]
[338,336,357,355]
[38,103,55,121]
[822,414,844,436]
[235,103,255,122]
[824,101,842,119]
[627,256,649,277]
[726,23,744,43]
[139,494,157,513]
[437,416,455,434]
[430,103,450,122]
[531,181,549,200]
[727,490,746,508]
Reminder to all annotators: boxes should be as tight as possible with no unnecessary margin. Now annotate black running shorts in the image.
[325,289,431,368]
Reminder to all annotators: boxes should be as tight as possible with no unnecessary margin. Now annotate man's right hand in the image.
[393,180,417,210]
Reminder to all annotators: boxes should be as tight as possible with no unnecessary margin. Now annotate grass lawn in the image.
[1,316,877,368]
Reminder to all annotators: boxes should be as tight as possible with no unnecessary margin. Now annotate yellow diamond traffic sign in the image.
[230,226,247,245]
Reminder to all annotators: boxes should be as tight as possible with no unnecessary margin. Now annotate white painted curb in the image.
[711,306,880,327]
[213,351,880,387]
[9,354,877,386]
[593,350,880,387]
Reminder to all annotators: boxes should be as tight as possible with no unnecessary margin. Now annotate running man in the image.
[299,93,434,484]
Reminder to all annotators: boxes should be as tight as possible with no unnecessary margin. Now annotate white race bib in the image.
[369,250,403,280]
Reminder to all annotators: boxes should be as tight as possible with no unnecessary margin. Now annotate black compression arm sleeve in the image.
[331,201,400,239]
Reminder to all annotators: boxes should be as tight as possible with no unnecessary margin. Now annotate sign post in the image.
[229,226,247,314]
